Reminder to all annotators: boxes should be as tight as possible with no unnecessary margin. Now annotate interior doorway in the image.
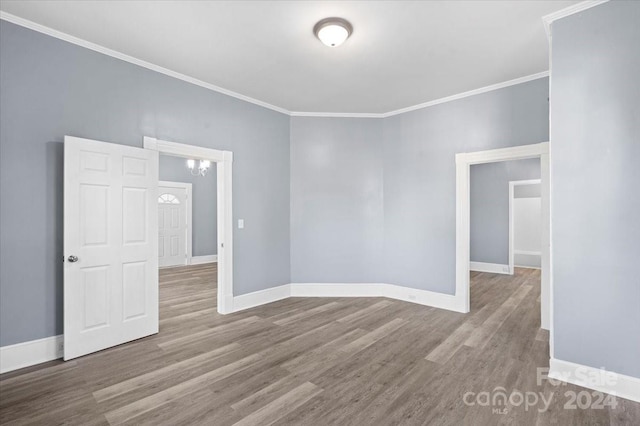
[144,137,234,315]
[510,179,542,270]
[455,142,551,352]
[158,181,192,268]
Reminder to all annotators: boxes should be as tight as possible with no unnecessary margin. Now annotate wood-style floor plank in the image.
[1,265,638,425]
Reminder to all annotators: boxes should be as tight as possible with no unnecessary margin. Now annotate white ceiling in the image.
[0,1,578,114]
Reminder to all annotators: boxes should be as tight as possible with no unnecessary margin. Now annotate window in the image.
[158,193,180,204]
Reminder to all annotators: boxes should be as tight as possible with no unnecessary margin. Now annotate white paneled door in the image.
[63,136,159,360]
[158,183,190,267]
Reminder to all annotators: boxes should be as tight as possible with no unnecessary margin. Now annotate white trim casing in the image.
[549,358,640,403]
[0,335,63,374]
[190,255,218,265]
[456,143,551,327]
[144,136,234,314]
[469,262,511,275]
[0,11,548,119]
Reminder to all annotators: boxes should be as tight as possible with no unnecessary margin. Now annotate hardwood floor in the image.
[1,265,639,425]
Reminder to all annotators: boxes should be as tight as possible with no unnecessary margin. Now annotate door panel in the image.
[64,136,158,360]
[123,187,147,244]
[81,266,109,330]
[123,261,147,320]
[158,185,188,267]
[80,184,109,246]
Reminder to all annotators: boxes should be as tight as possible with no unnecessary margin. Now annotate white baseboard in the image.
[289,283,466,313]
[514,250,541,256]
[290,283,384,298]
[0,282,463,374]
[232,284,291,312]
[382,284,465,312]
[549,358,640,403]
[0,335,63,374]
[514,250,541,269]
[469,261,511,274]
[190,255,217,265]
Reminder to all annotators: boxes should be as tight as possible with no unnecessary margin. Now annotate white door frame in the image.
[455,142,551,347]
[158,180,193,266]
[144,137,233,314]
[509,179,542,273]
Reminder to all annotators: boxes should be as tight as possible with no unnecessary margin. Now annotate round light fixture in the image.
[313,17,353,47]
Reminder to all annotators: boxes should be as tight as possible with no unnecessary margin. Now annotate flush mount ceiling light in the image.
[313,17,353,47]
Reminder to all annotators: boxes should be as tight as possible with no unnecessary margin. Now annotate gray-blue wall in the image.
[470,158,541,265]
[159,155,217,256]
[0,21,291,347]
[290,118,384,283]
[383,78,549,293]
[289,78,550,293]
[551,1,640,378]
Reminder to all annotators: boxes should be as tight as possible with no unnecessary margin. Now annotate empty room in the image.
[0,1,638,425]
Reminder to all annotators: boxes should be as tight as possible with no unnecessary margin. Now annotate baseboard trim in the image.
[0,335,63,374]
[469,262,511,274]
[289,283,466,313]
[190,255,217,265]
[232,284,291,312]
[549,358,640,403]
[514,250,541,256]
[1,282,464,373]
[290,283,384,298]
[382,284,465,312]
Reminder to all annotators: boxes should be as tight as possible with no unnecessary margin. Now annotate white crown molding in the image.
[542,1,610,39]
[291,71,549,118]
[381,71,550,118]
[289,111,385,119]
[0,11,290,115]
[1,11,548,119]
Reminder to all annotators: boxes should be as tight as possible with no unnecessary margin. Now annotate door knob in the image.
[68,255,79,263]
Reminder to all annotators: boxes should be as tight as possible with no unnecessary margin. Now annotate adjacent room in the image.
[158,153,219,332]
[1,1,638,425]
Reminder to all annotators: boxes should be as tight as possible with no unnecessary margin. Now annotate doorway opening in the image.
[455,142,551,355]
[158,180,193,268]
[144,137,234,315]
[510,179,542,271]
